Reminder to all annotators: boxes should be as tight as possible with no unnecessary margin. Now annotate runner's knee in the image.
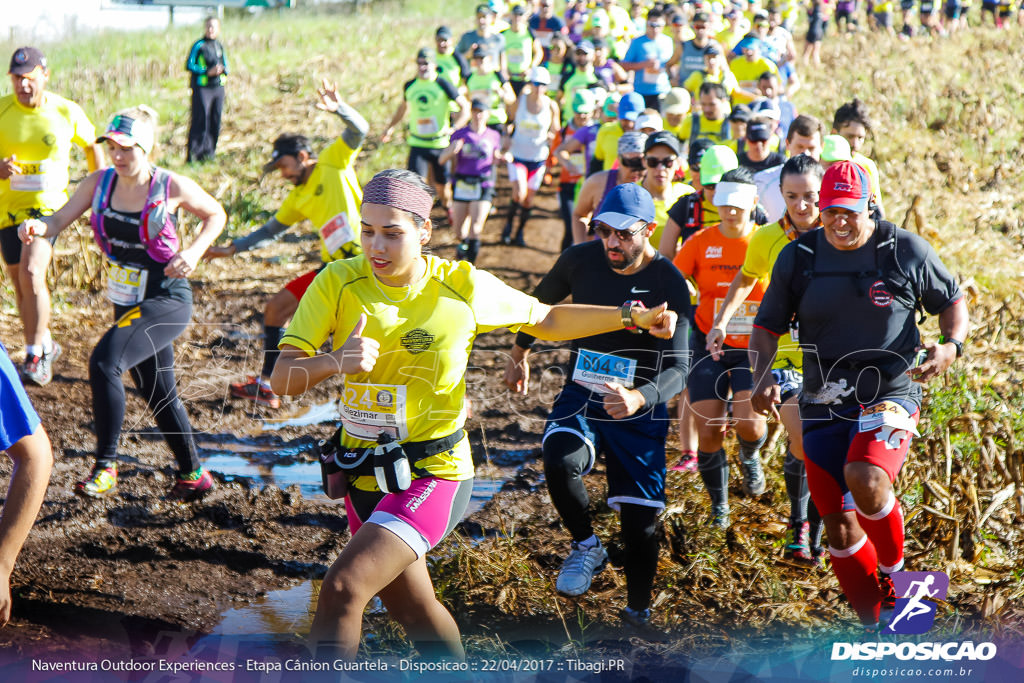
[542,431,591,479]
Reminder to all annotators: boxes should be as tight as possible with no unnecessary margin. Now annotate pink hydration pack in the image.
[90,167,179,263]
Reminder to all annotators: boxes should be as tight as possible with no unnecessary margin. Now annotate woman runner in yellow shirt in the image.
[271,169,676,660]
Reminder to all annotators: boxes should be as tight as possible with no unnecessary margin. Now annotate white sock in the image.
[42,331,53,355]
[26,344,43,358]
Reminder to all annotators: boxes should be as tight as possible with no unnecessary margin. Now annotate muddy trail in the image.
[1,177,1022,680]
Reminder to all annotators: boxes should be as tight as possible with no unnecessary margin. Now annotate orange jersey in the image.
[673,223,766,348]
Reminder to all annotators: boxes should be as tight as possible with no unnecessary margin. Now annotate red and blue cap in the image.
[594,183,656,231]
[819,160,870,213]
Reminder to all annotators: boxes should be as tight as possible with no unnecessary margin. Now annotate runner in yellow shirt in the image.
[204,80,365,409]
[832,98,885,219]
[0,47,103,385]
[706,154,825,563]
[271,169,676,660]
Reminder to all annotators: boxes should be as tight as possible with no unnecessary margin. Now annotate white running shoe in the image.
[555,539,608,597]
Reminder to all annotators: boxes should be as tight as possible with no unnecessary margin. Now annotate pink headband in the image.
[362,175,433,222]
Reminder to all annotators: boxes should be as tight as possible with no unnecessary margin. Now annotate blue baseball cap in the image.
[617,91,645,122]
[594,183,656,231]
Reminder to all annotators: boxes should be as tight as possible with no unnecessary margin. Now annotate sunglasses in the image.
[648,22,665,28]
[645,156,676,168]
[591,221,648,240]
[620,156,645,169]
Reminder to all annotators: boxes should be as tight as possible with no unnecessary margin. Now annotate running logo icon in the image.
[885,571,949,634]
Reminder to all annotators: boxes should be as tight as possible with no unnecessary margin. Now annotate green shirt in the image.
[466,72,508,126]
[502,27,534,78]
[403,76,460,149]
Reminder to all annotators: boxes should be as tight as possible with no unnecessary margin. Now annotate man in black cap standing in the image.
[185,16,228,163]
[0,46,102,386]
[434,26,470,89]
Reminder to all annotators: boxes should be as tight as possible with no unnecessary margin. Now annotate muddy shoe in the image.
[22,342,62,387]
[167,469,215,503]
[620,606,651,627]
[556,539,608,597]
[230,376,281,409]
[740,454,766,496]
[75,464,118,498]
[710,504,730,529]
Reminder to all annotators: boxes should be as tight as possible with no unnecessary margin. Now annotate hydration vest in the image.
[90,166,179,264]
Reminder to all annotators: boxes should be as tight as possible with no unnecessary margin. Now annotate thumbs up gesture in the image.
[333,313,380,375]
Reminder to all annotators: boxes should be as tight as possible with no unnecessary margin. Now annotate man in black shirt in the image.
[504,183,691,627]
[737,119,785,173]
[750,161,968,631]
[185,17,228,163]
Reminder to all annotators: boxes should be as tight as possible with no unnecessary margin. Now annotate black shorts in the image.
[451,174,496,203]
[0,222,56,266]
[687,329,755,404]
[407,145,449,185]
[874,10,894,25]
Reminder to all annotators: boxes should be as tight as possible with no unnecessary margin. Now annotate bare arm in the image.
[381,100,409,143]
[571,174,601,244]
[18,172,101,242]
[749,326,782,419]
[908,298,969,383]
[657,215,682,258]
[270,314,379,396]
[438,137,463,167]
[0,426,53,628]
[706,270,758,359]
[521,302,676,341]
[165,173,227,276]
[451,95,472,131]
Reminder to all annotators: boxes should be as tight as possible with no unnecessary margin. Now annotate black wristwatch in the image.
[939,335,964,358]
[621,300,644,334]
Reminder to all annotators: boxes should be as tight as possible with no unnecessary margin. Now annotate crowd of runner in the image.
[0,0,976,658]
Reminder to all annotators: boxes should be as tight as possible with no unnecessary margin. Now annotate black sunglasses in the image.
[591,221,648,240]
[619,156,645,169]
[645,156,676,168]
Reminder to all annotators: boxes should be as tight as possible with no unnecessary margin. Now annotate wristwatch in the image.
[621,300,644,334]
[938,335,964,358]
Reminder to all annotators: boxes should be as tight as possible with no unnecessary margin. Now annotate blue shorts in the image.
[687,330,754,403]
[542,383,669,510]
[1,342,41,451]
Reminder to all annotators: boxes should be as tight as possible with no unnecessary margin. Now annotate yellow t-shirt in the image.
[678,114,730,144]
[274,136,364,262]
[0,93,95,227]
[716,26,746,51]
[650,181,693,249]
[280,254,545,486]
[728,56,779,86]
[594,120,624,171]
[740,220,806,370]
[682,69,738,102]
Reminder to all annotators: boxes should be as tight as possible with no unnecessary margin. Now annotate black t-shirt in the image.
[754,223,961,415]
[516,240,692,407]
[739,150,786,174]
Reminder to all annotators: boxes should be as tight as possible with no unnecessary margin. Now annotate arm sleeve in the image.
[753,243,799,335]
[455,51,471,81]
[635,272,692,406]
[232,217,292,253]
[186,40,205,74]
[438,77,461,101]
[334,100,369,151]
[514,248,577,347]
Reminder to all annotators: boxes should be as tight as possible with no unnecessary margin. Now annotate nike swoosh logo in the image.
[630,287,650,294]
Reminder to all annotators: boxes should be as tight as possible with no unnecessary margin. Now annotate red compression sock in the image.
[829,535,882,625]
[856,492,905,574]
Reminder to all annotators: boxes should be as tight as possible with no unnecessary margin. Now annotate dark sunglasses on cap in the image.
[645,156,677,168]
[590,221,648,240]
[619,156,645,169]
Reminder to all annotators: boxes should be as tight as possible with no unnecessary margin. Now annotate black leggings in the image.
[90,296,199,474]
[543,431,661,611]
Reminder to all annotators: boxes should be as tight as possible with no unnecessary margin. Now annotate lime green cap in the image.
[821,134,852,163]
[699,145,739,186]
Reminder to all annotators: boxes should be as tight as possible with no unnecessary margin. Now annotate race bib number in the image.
[714,298,759,337]
[572,348,637,393]
[642,68,661,85]
[106,262,148,306]
[340,382,409,441]
[415,116,440,137]
[10,160,58,192]
[453,178,483,202]
[508,54,527,74]
[319,213,355,256]
[858,400,919,435]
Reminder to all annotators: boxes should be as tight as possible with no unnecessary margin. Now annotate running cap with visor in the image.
[470,98,490,111]
[644,130,681,155]
[819,161,870,213]
[9,47,46,75]
[529,65,551,85]
[603,92,621,118]
[635,111,663,132]
[821,134,852,163]
[571,89,597,114]
[594,183,656,231]
[97,114,155,154]
[617,91,645,122]
[663,88,690,115]
[263,135,312,173]
[416,47,437,63]
[746,121,771,142]
[435,26,453,39]
[699,145,739,185]
[576,39,595,54]
[713,181,758,210]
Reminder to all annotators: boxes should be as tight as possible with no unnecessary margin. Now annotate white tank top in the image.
[509,95,552,163]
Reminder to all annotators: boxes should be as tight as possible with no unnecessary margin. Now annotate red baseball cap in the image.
[819,160,870,213]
